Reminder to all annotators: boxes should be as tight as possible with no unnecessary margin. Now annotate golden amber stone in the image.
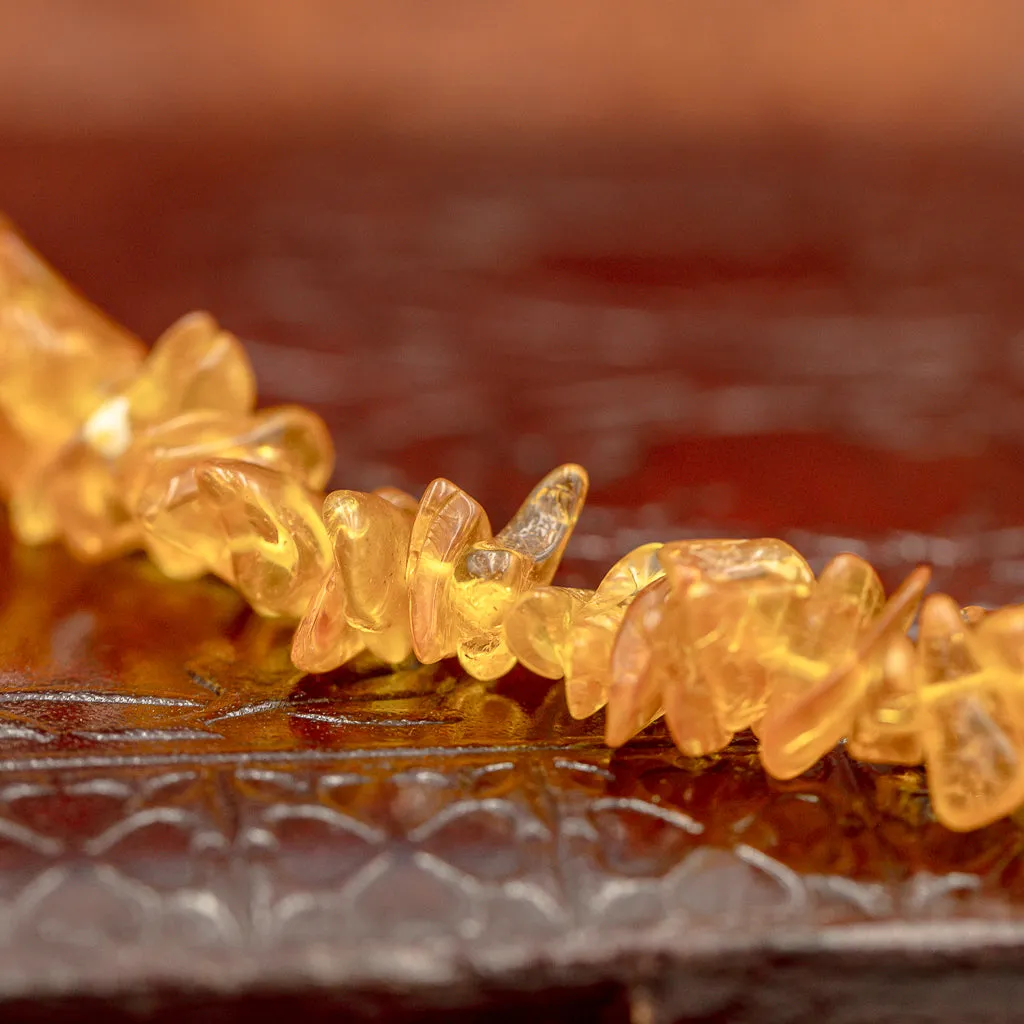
[605,539,813,754]
[407,465,588,680]
[847,631,923,766]
[971,603,1024,673]
[123,406,333,580]
[9,311,256,560]
[660,538,814,732]
[406,477,492,665]
[194,458,332,619]
[916,592,1024,831]
[757,559,927,780]
[505,542,664,717]
[292,488,417,673]
[0,215,145,496]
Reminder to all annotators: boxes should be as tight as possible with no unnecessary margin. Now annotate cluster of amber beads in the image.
[5,215,1024,834]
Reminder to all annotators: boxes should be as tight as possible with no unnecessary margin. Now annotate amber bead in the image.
[916,592,1024,831]
[0,216,145,496]
[194,458,332,619]
[847,631,923,766]
[10,312,256,560]
[505,542,665,717]
[757,559,928,780]
[292,488,417,673]
[406,477,492,665]
[123,406,334,580]
[407,465,588,680]
[606,538,813,754]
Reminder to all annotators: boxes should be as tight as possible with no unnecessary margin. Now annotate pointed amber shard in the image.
[758,560,927,780]
[407,465,588,679]
[407,477,492,665]
[606,576,694,748]
[0,215,145,495]
[9,311,256,560]
[123,406,333,580]
[194,459,331,619]
[452,464,588,680]
[848,632,924,765]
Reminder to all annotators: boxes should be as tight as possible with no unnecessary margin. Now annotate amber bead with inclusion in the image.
[407,465,588,680]
[10,312,256,559]
[0,216,145,495]
[292,489,417,673]
[917,592,1024,831]
[194,458,331,619]
[123,406,333,580]
[757,558,927,780]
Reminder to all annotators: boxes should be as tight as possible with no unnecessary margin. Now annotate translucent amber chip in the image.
[292,488,417,673]
[758,560,928,780]
[0,216,145,495]
[911,592,1024,830]
[10,311,256,560]
[848,631,923,766]
[504,542,664,717]
[407,465,588,679]
[921,673,1024,832]
[194,458,331,619]
[606,538,812,754]
[124,406,333,579]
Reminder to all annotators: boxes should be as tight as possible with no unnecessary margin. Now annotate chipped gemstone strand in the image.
[4,214,1024,834]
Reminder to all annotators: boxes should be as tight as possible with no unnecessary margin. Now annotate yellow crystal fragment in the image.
[0,215,145,495]
[562,542,665,719]
[10,311,256,560]
[505,543,664,716]
[291,489,417,673]
[124,406,333,579]
[505,586,595,680]
[606,538,812,754]
[758,559,927,780]
[972,604,1024,674]
[659,538,815,732]
[605,576,696,749]
[407,465,588,679]
[848,631,923,765]
[407,477,492,665]
[914,592,1024,831]
[194,458,331,619]
[921,674,1024,831]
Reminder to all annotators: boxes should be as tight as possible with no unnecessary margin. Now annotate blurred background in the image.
[3,1,1024,600]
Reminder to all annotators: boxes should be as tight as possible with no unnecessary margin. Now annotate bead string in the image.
[1,214,1019,833]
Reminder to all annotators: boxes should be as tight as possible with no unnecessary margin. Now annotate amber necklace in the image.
[1,213,1018,834]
